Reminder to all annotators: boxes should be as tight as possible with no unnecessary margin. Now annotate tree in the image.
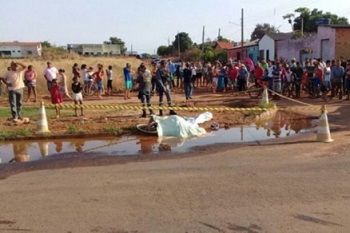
[104,37,127,54]
[217,36,230,42]
[41,41,52,48]
[157,45,173,56]
[172,32,193,52]
[250,23,278,41]
[290,7,349,33]
[282,13,295,31]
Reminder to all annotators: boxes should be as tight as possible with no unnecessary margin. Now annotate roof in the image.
[228,39,259,51]
[214,41,234,50]
[0,42,41,47]
[318,24,350,29]
[266,32,294,41]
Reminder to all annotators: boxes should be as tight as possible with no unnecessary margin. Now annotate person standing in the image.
[156,60,177,116]
[0,61,26,121]
[93,64,104,99]
[106,65,113,95]
[50,79,62,119]
[44,61,58,91]
[123,63,132,99]
[72,63,80,79]
[136,63,154,118]
[24,65,37,102]
[58,69,71,99]
[331,59,345,99]
[183,62,193,100]
[167,59,176,89]
[71,76,84,116]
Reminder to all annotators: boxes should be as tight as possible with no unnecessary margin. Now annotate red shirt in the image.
[227,67,238,80]
[254,66,264,80]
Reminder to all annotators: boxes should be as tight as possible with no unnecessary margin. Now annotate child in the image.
[72,77,84,116]
[50,79,62,119]
[106,65,113,95]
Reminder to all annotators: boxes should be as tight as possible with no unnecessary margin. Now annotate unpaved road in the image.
[0,98,349,233]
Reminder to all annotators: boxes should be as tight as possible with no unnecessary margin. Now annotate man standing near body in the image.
[44,61,58,91]
[0,61,26,121]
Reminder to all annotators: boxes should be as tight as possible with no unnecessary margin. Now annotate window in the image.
[27,51,32,55]
[266,50,270,61]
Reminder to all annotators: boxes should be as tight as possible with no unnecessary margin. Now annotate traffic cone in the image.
[36,101,50,134]
[316,105,333,143]
[261,87,269,104]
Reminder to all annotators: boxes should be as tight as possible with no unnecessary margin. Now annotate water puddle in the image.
[0,111,317,164]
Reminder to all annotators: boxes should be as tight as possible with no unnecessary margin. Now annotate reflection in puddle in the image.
[0,111,317,164]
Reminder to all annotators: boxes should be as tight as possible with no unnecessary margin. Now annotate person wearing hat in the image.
[155,60,177,116]
[0,61,27,122]
[136,63,154,118]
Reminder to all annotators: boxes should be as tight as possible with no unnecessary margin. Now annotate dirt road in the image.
[0,97,349,233]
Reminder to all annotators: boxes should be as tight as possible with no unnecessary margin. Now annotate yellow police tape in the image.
[44,103,323,112]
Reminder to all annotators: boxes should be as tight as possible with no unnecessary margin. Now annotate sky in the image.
[1,0,349,54]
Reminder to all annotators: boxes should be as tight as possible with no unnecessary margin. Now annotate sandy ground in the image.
[0,92,350,233]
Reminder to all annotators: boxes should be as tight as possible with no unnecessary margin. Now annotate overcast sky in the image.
[1,0,349,54]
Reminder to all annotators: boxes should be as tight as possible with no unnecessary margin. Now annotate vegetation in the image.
[0,128,33,141]
[104,36,127,54]
[102,125,122,135]
[284,7,349,34]
[250,23,278,41]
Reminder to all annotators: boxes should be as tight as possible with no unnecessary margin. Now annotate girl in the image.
[24,65,37,102]
[71,77,84,116]
[50,79,62,119]
[58,69,71,99]
[93,64,104,99]
[106,65,113,95]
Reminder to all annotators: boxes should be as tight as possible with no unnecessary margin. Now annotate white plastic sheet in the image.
[152,112,213,138]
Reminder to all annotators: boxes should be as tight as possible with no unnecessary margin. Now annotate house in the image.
[0,42,42,58]
[277,25,350,61]
[68,43,121,56]
[258,32,293,61]
[227,39,259,63]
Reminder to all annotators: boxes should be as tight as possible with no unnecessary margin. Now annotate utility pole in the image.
[301,17,304,37]
[168,37,170,46]
[177,31,181,58]
[241,8,244,61]
[131,44,133,55]
[202,25,205,52]
[218,28,221,38]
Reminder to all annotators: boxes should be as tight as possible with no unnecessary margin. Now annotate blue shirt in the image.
[123,67,131,82]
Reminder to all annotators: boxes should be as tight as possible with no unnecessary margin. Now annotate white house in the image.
[0,42,42,58]
[258,33,293,61]
[68,44,121,56]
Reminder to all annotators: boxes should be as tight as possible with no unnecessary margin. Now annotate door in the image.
[321,39,330,61]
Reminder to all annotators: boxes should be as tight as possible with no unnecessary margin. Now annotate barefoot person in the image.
[0,61,26,121]
[24,65,37,102]
[71,77,84,116]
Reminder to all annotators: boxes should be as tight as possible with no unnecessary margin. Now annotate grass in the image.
[67,124,82,134]
[0,128,33,141]
[102,124,122,135]
[258,101,276,109]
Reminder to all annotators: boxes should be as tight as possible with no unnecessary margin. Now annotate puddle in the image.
[0,111,317,164]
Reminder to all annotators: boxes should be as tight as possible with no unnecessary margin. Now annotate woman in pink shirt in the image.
[24,65,37,102]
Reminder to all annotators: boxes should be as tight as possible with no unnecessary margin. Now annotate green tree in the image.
[157,45,173,56]
[104,37,127,54]
[217,36,230,42]
[250,23,278,41]
[41,41,52,48]
[291,7,349,33]
[172,32,193,52]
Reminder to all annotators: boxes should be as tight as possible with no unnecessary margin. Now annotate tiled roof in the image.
[215,41,234,50]
[266,32,294,41]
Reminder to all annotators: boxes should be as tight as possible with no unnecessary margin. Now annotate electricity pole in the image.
[202,25,205,52]
[177,31,181,58]
[241,8,244,61]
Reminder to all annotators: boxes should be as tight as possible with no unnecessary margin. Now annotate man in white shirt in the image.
[44,61,58,91]
[0,61,26,121]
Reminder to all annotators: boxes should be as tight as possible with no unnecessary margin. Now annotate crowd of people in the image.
[0,56,349,121]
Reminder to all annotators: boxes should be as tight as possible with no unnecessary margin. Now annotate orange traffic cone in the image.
[36,101,50,134]
[316,105,333,143]
[261,87,269,104]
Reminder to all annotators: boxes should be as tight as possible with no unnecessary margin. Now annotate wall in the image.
[277,26,337,61]
[0,45,41,58]
[334,27,350,59]
[247,45,259,63]
[258,36,274,61]
[227,47,248,61]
